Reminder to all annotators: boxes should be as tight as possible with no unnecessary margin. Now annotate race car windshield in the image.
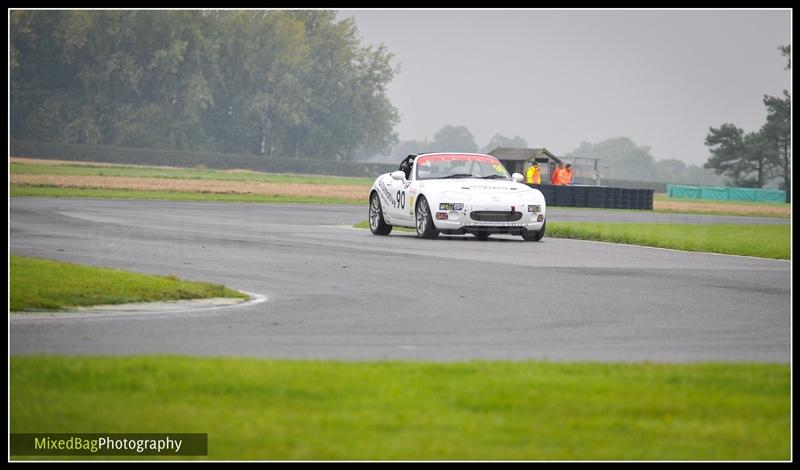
[416,155,510,181]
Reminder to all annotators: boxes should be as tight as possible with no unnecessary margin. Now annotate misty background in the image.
[347,10,789,159]
[10,9,791,188]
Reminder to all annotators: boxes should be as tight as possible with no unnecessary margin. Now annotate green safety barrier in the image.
[667,184,786,204]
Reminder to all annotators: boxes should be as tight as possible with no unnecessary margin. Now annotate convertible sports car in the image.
[368,152,546,241]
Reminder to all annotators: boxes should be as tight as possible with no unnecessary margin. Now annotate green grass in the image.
[11,186,363,205]
[547,222,789,259]
[10,256,247,311]
[550,204,788,218]
[9,356,789,460]
[12,162,789,218]
[353,220,789,259]
[11,162,374,186]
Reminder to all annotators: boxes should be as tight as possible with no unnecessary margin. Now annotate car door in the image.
[388,175,414,223]
[396,178,415,223]
[376,173,404,223]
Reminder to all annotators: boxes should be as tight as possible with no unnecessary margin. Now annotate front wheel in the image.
[415,196,439,239]
[369,192,392,235]
[521,220,545,241]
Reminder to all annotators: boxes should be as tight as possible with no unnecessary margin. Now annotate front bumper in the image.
[432,203,545,234]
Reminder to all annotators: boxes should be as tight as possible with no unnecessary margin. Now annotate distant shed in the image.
[487,147,562,179]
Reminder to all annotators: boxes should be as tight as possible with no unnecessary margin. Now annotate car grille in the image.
[470,211,523,222]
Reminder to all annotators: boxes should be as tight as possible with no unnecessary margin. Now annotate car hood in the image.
[417,178,533,195]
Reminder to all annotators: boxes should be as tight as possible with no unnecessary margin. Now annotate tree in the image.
[10,10,399,161]
[703,124,780,188]
[703,45,791,198]
[703,124,748,185]
[780,44,791,70]
[284,11,399,160]
[655,158,687,182]
[566,137,657,181]
[741,131,780,188]
[761,91,791,200]
[429,125,478,153]
[762,44,791,201]
[482,133,528,153]
[390,139,430,160]
[683,164,725,186]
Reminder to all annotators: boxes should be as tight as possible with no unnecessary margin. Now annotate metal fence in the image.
[559,156,610,186]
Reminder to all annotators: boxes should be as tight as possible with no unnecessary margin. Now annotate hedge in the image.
[10,140,397,178]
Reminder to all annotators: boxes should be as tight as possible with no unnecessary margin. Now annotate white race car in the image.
[368,152,546,241]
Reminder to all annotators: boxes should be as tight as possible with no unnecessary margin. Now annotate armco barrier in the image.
[573,185,588,207]
[556,185,574,206]
[603,186,614,208]
[529,184,653,210]
[586,186,603,207]
[612,187,623,209]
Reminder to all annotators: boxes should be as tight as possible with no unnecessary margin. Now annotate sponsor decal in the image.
[377,181,397,208]
[464,222,526,227]
[467,186,514,190]
[416,154,500,164]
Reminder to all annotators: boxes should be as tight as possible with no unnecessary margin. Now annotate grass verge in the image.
[11,186,363,205]
[10,255,247,311]
[10,160,790,218]
[652,194,790,218]
[353,219,789,259]
[11,161,374,186]
[9,356,789,460]
[547,222,789,259]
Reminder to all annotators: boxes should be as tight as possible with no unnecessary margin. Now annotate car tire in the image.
[521,220,545,241]
[369,192,393,235]
[415,196,439,239]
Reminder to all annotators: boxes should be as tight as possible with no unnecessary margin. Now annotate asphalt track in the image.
[10,198,791,362]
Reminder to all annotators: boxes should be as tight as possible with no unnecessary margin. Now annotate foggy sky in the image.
[344,9,791,165]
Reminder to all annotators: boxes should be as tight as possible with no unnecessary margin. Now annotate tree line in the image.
[704,46,791,201]
[381,125,528,162]
[10,10,399,161]
[379,126,724,186]
[565,138,724,186]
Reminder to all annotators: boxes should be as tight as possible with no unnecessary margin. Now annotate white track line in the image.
[10,291,268,321]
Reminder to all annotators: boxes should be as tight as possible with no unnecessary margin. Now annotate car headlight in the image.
[440,203,464,211]
[527,204,541,213]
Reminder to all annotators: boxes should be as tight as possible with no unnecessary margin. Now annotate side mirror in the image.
[390,171,406,181]
[511,173,524,183]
